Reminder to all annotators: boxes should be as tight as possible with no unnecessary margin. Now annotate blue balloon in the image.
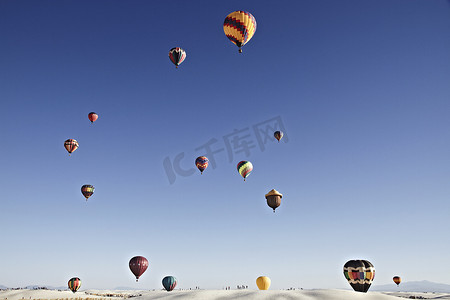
[162,276,177,291]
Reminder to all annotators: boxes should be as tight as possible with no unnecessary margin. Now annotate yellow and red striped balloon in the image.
[237,161,253,181]
[64,139,79,155]
[223,11,257,53]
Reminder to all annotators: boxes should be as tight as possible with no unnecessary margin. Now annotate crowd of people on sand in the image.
[0,287,50,291]
[223,285,248,290]
[177,286,201,290]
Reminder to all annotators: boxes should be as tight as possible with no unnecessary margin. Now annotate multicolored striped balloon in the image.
[64,139,79,155]
[274,131,283,142]
[162,276,177,292]
[223,11,257,53]
[343,260,375,293]
[129,256,149,282]
[195,156,209,174]
[81,185,95,201]
[88,112,98,123]
[68,277,81,293]
[237,161,253,181]
[169,47,186,68]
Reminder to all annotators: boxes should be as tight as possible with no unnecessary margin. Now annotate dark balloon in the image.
[169,47,186,68]
[81,185,94,201]
[393,276,401,286]
[274,131,283,142]
[343,260,375,292]
[129,256,149,282]
[88,112,98,123]
[68,277,81,293]
[195,156,209,174]
[162,276,177,291]
[265,189,282,212]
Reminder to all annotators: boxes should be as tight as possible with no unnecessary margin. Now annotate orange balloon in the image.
[88,112,98,123]
[393,276,401,286]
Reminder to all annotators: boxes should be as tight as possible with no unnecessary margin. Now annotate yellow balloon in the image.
[256,276,271,290]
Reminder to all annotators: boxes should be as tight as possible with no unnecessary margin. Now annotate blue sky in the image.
[1,0,450,291]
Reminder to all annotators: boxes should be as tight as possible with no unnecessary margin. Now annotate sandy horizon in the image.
[2,288,450,300]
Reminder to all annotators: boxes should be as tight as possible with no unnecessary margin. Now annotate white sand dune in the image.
[2,289,450,300]
[0,289,105,299]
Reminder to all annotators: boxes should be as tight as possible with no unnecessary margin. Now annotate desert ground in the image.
[2,289,450,300]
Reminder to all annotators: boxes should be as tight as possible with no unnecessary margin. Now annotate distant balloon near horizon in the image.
[68,277,81,293]
[223,11,257,53]
[256,276,271,290]
[129,256,149,282]
[64,139,79,156]
[169,47,186,68]
[162,276,177,291]
[237,161,253,181]
[393,276,401,286]
[81,184,94,201]
[195,156,209,174]
[88,112,98,123]
[274,131,283,142]
[343,259,375,293]
[265,189,282,212]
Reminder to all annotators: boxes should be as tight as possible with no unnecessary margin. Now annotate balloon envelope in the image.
[393,276,401,286]
[343,260,375,292]
[237,161,253,181]
[88,112,98,123]
[265,189,282,212]
[129,256,149,282]
[162,276,177,291]
[81,185,94,201]
[64,139,79,155]
[169,47,186,68]
[195,156,209,174]
[68,277,81,293]
[256,276,271,290]
[274,131,283,142]
[223,11,257,53]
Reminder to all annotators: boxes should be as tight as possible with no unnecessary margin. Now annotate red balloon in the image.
[88,112,98,123]
[129,256,148,282]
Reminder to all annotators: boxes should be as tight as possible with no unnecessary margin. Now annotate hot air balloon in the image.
[64,139,79,155]
[256,276,270,290]
[393,276,401,286]
[68,277,81,293]
[274,131,283,142]
[343,260,375,293]
[237,161,253,181]
[162,276,177,291]
[265,189,282,212]
[129,256,148,282]
[223,11,257,53]
[195,156,209,174]
[169,47,186,68]
[81,185,94,201]
[88,112,98,123]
